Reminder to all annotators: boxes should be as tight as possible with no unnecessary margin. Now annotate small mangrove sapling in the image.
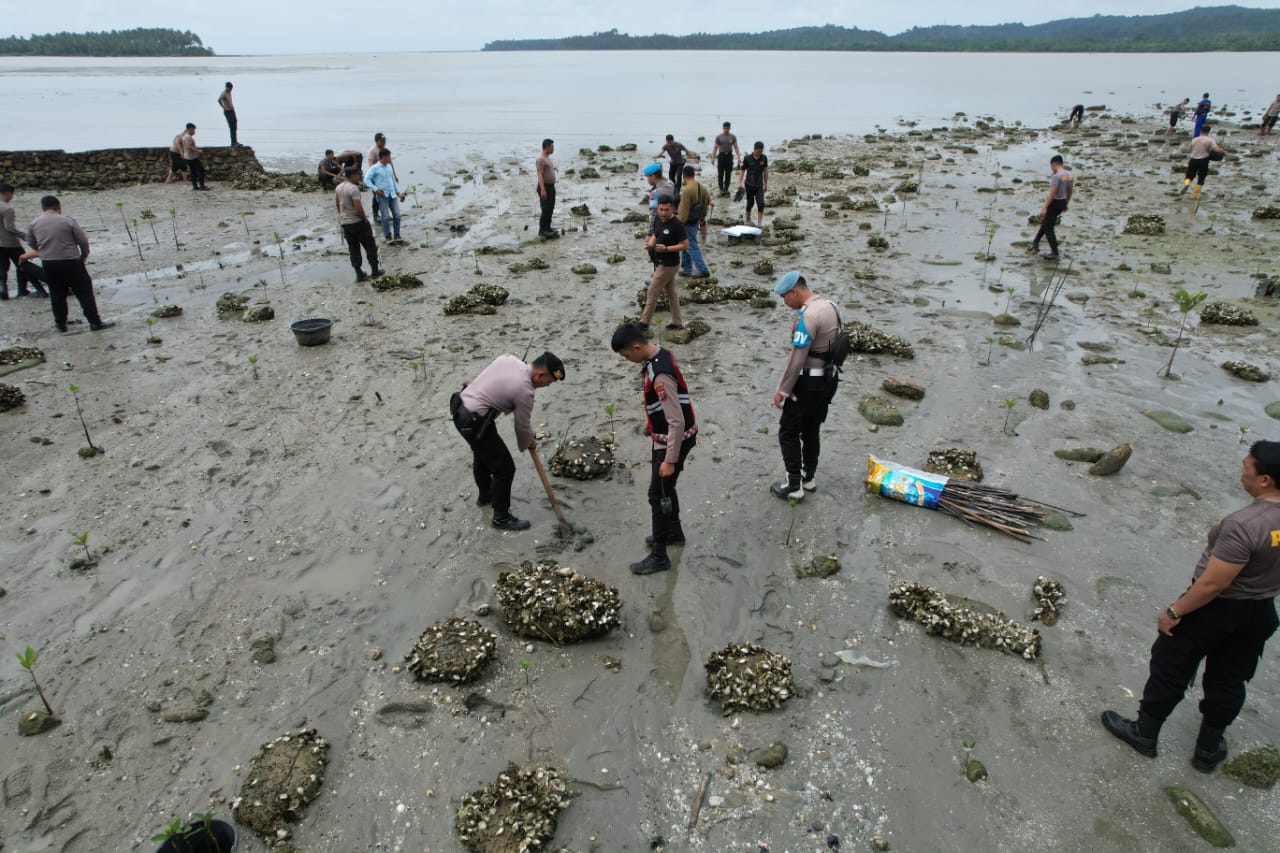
[68,384,103,455]
[141,208,160,244]
[248,354,259,380]
[16,646,55,716]
[1160,289,1208,379]
[273,232,286,285]
[604,403,617,441]
[169,207,180,250]
[132,220,144,261]
[1002,398,1018,435]
[981,336,996,367]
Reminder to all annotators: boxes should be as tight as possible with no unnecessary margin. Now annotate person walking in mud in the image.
[655,134,697,186]
[770,271,840,502]
[165,128,190,184]
[1194,93,1212,137]
[536,138,557,238]
[677,165,712,279]
[26,196,114,332]
[639,196,687,331]
[712,121,740,197]
[1030,155,1073,260]
[217,82,240,147]
[1261,94,1280,136]
[1179,125,1225,200]
[738,141,768,227]
[611,322,698,574]
[335,166,383,282]
[1165,98,1190,135]
[180,123,207,191]
[643,163,675,236]
[450,351,566,531]
[1102,441,1280,774]
[0,183,46,299]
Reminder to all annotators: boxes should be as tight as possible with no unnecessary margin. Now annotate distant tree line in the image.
[484,6,1280,52]
[0,28,213,57]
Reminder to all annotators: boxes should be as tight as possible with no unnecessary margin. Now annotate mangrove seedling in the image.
[189,811,223,853]
[116,201,133,244]
[408,184,419,207]
[131,219,144,261]
[962,739,976,751]
[145,317,161,345]
[16,646,55,716]
[1240,425,1251,445]
[1160,288,1208,379]
[519,659,531,688]
[248,354,259,380]
[604,403,617,441]
[68,385,103,455]
[273,232,286,285]
[1004,286,1016,313]
[240,212,251,240]
[141,208,160,244]
[1002,397,1018,435]
[169,207,180,250]
[73,530,92,563]
[981,336,996,367]
[783,496,799,547]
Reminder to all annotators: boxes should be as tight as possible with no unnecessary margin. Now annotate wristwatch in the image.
[1166,606,1180,620]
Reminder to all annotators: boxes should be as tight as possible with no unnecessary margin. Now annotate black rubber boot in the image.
[1191,722,1228,773]
[770,479,804,501]
[630,546,670,575]
[1101,709,1160,758]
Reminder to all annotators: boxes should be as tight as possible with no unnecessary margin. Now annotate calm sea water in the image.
[3,51,1279,177]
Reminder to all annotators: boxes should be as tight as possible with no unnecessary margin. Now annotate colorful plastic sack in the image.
[866,455,948,510]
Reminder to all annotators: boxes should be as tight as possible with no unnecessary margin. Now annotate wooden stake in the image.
[687,771,711,828]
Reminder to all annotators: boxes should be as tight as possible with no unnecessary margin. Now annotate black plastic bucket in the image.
[291,318,332,346]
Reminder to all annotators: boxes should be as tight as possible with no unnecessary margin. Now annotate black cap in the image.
[533,350,565,381]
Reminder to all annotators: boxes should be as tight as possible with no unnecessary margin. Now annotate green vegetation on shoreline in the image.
[484,5,1280,52]
[0,28,213,57]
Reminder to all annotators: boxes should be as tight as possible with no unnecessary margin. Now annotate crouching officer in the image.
[1103,441,1280,772]
[770,270,842,501]
[451,351,565,530]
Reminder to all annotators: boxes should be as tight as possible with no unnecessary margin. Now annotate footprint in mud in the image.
[465,576,490,613]
[375,699,435,728]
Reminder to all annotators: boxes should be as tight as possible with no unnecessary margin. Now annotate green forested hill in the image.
[484,6,1280,52]
[0,28,213,57]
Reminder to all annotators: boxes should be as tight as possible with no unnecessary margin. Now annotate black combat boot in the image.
[630,544,670,575]
[1191,721,1228,773]
[1101,709,1161,758]
[491,513,530,531]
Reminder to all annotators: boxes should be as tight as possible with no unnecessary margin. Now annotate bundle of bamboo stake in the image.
[866,454,1083,543]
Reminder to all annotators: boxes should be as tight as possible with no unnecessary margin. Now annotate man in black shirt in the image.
[638,197,687,331]
[317,150,341,191]
[738,141,769,226]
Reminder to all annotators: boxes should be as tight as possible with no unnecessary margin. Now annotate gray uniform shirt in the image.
[777,295,839,398]
[459,354,537,451]
[0,200,24,248]
[26,211,89,261]
[1193,498,1280,599]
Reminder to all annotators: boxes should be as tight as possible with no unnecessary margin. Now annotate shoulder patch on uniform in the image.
[655,382,668,400]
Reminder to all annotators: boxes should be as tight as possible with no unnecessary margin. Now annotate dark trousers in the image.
[453,402,515,516]
[717,154,734,193]
[538,183,556,233]
[187,158,206,189]
[1140,596,1277,730]
[341,220,379,272]
[778,378,832,483]
[224,110,238,145]
[1185,157,1210,186]
[43,258,102,328]
[0,246,27,295]
[648,437,695,545]
[668,161,684,185]
[745,183,765,217]
[1033,198,1068,253]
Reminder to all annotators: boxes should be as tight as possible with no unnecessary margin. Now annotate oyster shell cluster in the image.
[634,280,770,309]
[455,764,571,853]
[496,561,621,644]
[150,304,183,318]
[1221,360,1270,382]
[0,383,25,412]
[889,582,1041,660]
[1251,205,1280,220]
[216,291,250,317]
[0,346,44,366]
[241,304,275,323]
[232,728,328,845]
[1122,214,1166,235]
[444,282,510,315]
[370,272,424,292]
[704,642,796,714]
[549,435,615,480]
[508,257,549,274]
[844,320,915,359]
[405,617,497,683]
[667,318,712,345]
[1199,302,1259,326]
[924,448,983,482]
[1030,576,1066,626]
[753,258,775,276]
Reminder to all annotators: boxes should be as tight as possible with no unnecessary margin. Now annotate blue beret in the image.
[774,270,803,295]
[643,163,662,176]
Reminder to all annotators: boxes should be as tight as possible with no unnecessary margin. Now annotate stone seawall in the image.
[0,146,266,191]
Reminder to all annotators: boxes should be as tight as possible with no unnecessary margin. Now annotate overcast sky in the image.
[19,1,1280,54]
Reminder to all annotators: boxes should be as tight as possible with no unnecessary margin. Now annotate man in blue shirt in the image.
[1194,93,1211,137]
[364,148,404,240]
